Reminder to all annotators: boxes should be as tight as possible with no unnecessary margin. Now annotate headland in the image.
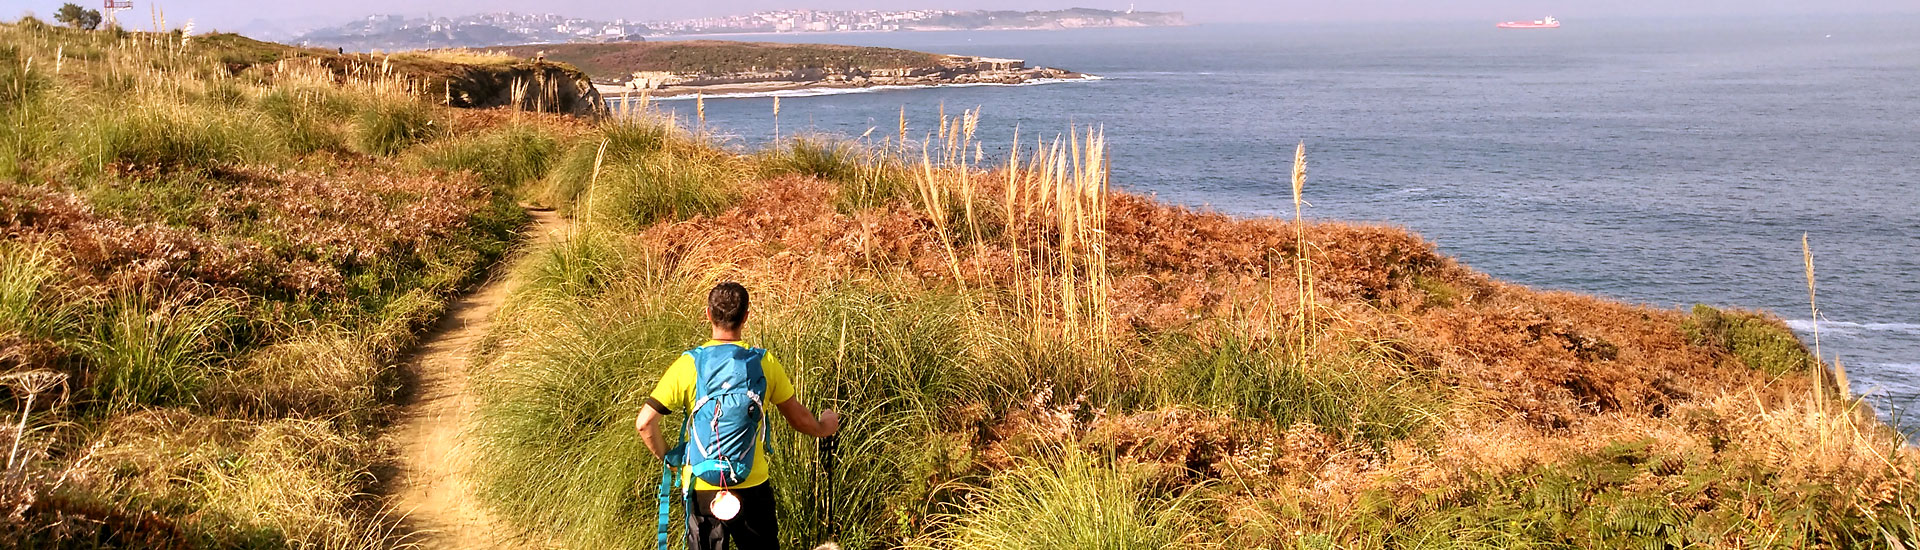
[476,41,1092,99]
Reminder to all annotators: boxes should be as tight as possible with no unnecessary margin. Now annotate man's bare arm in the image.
[636,406,667,459]
[775,398,840,439]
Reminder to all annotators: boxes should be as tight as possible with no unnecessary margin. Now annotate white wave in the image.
[1846,364,1920,396]
[623,76,1106,102]
[1785,319,1920,335]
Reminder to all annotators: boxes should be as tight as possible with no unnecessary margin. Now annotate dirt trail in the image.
[389,210,563,549]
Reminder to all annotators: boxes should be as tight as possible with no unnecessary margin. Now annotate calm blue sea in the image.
[630,17,1920,429]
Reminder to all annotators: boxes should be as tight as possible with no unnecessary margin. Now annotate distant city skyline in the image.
[5,0,1917,35]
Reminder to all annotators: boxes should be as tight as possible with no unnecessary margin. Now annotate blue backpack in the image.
[656,344,771,546]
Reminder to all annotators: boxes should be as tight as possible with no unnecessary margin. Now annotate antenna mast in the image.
[103,0,133,27]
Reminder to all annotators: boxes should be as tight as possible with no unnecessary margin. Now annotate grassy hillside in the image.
[0,18,578,547]
[4,15,1917,550]
[489,41,952,78]
[473,117,1920,547]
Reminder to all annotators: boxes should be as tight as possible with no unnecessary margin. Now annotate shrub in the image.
[1684,305,1817,376]
[54,4,103,31]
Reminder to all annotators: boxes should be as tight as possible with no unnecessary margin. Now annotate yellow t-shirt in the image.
[648,340,795,490]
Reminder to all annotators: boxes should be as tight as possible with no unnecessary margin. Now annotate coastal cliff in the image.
[316,55,604,115]
[365,58,603,115]
[189,33,605,115]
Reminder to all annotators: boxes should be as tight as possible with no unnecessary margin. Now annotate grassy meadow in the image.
[4,15,1918,550]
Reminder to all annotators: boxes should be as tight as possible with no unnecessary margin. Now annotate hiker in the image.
[636,282,841,549]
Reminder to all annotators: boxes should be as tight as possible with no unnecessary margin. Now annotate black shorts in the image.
[688,483,779,550]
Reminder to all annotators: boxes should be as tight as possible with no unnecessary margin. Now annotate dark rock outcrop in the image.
[436,62,603,116]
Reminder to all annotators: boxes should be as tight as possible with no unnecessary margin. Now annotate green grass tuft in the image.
[756,137,911,213]
[256,85,354,155]
[1151,332,1440,446]
[914,449,1206,550]
[473,255,706,549]
[82,295,240,411]
[758,287,976,549]
[533,117,682,212]
[0,242,81,348]
[353,97,441,156]
[1,45,49,110]
[91,102,269,173]
[411,123,561,188]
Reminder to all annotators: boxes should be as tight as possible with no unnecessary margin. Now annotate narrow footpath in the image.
[388,210,563,549]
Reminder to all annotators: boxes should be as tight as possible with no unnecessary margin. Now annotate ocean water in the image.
[631,17,1920,429]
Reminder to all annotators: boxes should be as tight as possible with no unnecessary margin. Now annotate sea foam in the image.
[1786,319,1920,336]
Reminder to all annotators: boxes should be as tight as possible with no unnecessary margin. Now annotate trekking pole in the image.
[819,433,839,541]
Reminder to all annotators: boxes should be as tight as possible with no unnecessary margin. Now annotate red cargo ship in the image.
[1497,16,1560,29]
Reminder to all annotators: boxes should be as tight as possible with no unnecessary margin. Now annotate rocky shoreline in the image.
[594,52,1085,97]
[596,64,1089,98]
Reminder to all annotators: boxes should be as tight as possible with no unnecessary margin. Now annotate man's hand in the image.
[818,409,841,437]
[776,398,842,439]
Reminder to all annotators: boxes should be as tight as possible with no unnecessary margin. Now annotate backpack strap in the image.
[655,443,684,548]
[657,350,698,548]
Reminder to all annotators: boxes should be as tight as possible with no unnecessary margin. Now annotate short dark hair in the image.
[708,282,749,331]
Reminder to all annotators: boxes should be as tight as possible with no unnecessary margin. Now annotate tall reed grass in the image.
[758,287,977,549]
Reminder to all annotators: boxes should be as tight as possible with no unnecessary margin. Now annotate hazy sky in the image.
[6,0,1917,33]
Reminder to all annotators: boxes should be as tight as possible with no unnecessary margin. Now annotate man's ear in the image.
[702,307,713,323]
